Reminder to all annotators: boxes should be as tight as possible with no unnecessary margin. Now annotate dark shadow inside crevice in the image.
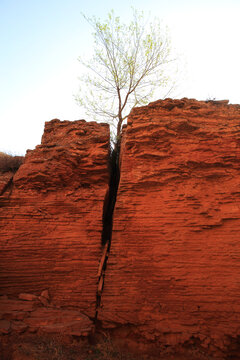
[101,145,120,246]
[94,142,121,323]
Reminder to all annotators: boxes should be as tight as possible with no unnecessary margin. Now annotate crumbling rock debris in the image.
[0,294,93,336]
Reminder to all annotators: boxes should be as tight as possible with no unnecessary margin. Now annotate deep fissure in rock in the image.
[95,144,120,322]
[101,146,120,246]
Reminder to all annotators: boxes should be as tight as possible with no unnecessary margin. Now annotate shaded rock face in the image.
[0,119,110,319]
[99,98,240,352]
[0,172,13,196]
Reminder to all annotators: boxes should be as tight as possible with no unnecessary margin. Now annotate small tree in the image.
[76,9,174,148]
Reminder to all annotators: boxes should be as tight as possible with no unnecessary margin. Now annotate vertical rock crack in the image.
[95,145,120,323]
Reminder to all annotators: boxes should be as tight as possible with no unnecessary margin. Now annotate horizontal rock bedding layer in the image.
[0,292,93,336]
[0,99,240,358]
[99,98,240,352]
[0,119,110,319]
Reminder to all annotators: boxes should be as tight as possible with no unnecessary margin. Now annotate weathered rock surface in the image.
[0,119,110,319]
[0,295,93,336]
[99,98,240,353]
[0,172,13,196]
[1,99,240,358]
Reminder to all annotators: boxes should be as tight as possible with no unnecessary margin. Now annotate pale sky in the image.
[1,0,240,155]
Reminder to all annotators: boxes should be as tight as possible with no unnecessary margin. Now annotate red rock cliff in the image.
[0,119,110,319]
[99,98,240,353]
[1,99,240,358]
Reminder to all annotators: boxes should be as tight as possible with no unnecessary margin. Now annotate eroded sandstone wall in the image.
[1,99,240,356]
[99,98,240,352]
[0,119,110,319]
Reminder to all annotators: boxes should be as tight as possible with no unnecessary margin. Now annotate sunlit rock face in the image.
[0,119,110,319]
[99,98,240,352]
[1,99,240,357]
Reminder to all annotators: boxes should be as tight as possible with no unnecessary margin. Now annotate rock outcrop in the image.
[99,98,240,353]
[1,99,240,358]
[0,119,110,322]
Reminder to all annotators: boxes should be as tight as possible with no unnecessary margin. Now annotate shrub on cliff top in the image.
[0,151,24,173]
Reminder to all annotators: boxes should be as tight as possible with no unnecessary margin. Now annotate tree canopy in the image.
[76,9,175,146]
